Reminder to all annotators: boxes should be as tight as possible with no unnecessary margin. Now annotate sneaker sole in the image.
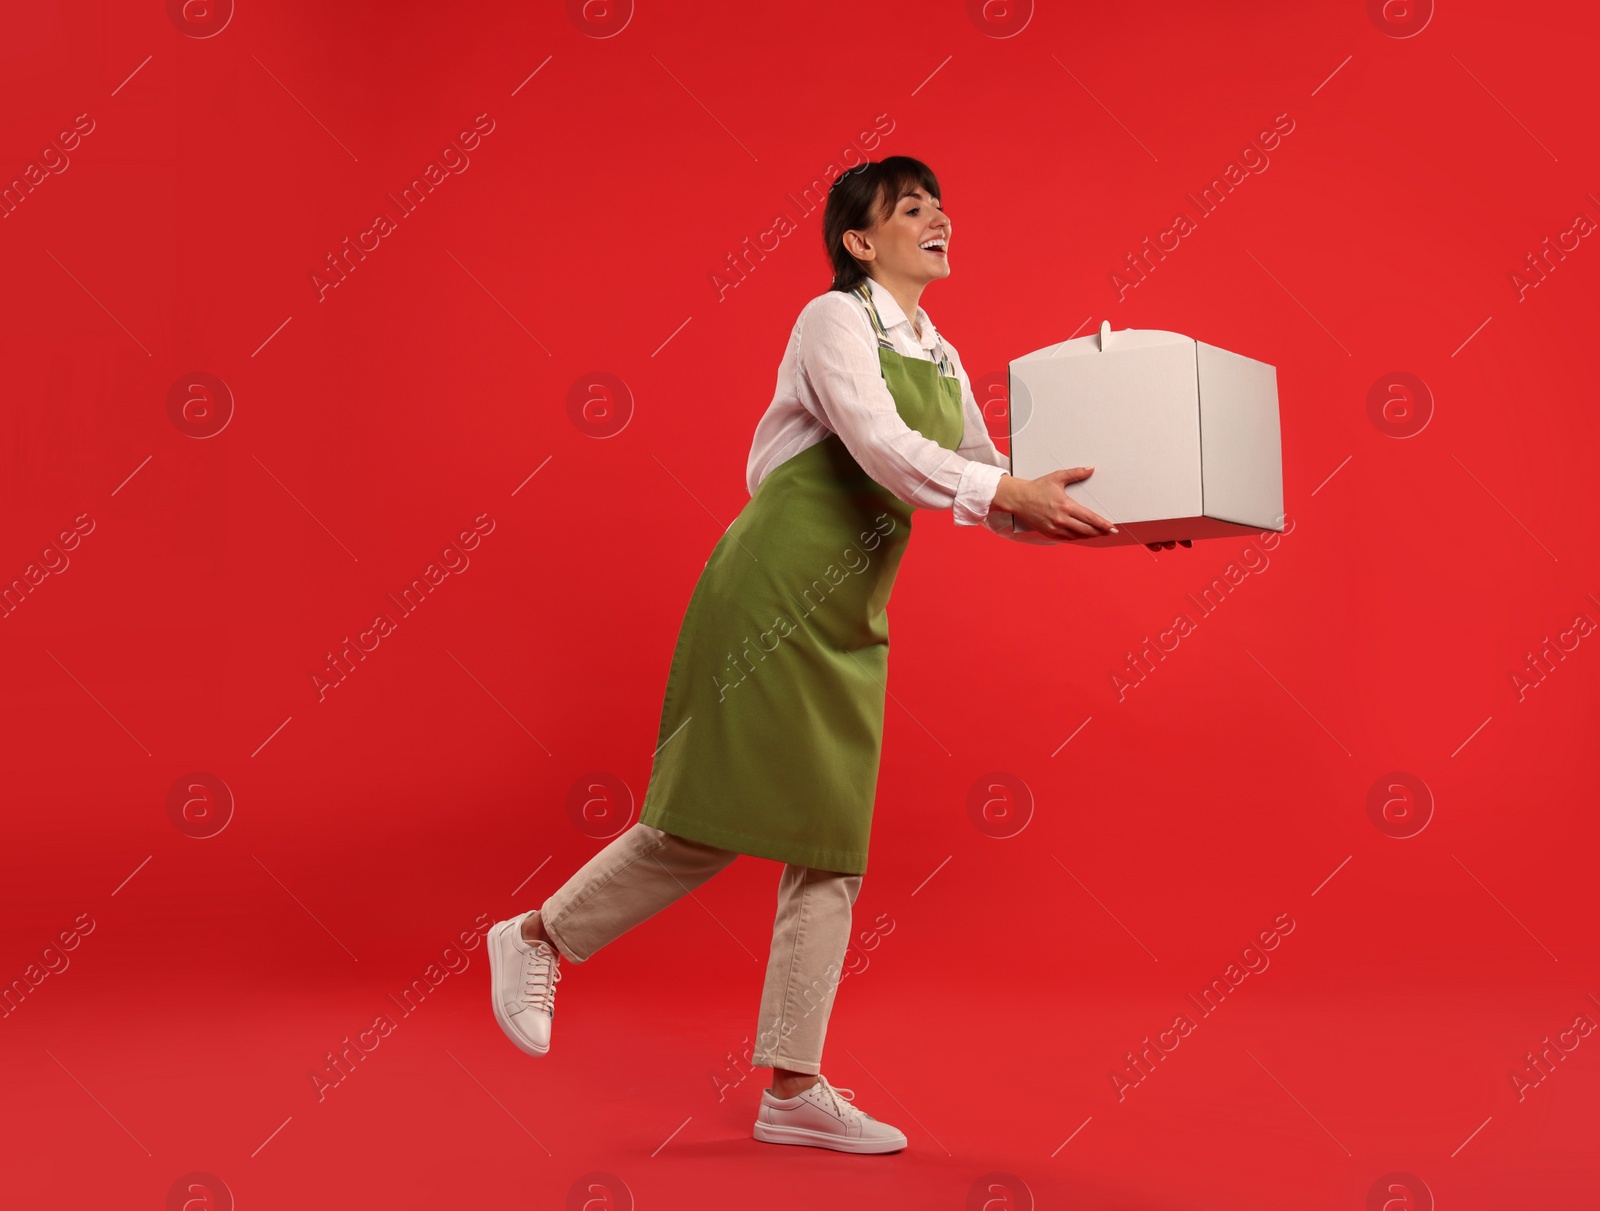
[487,918,551,1057]
[752,1120,906,1154]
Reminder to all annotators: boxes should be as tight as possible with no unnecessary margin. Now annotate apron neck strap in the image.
[853,281,896,351]
[852,281,955,378]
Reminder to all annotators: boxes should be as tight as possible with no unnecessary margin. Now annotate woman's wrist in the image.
[991,473,1022,515]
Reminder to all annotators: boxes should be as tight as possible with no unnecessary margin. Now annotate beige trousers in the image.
[538,821,863,1075]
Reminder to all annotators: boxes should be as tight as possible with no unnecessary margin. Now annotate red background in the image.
[2,1,1597,1207]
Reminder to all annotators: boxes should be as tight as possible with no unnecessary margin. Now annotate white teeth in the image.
[920,239,947,251]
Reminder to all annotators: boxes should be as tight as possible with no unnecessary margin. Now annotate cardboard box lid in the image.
[1012,326,1193,362]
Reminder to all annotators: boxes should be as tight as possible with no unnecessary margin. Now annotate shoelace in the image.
[809,1076,872,1122]
[522,941,562,1015]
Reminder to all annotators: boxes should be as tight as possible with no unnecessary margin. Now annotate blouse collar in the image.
[863,275,939,351]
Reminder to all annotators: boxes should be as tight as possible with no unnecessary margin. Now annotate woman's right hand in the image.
[992,468,1118,541]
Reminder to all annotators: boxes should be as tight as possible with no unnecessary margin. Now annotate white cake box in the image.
[1008,322,1284,545]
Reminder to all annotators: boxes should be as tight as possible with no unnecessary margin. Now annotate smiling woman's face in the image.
[845,185,951,285]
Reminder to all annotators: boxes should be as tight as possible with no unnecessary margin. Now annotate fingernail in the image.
[1110,526,1119,533]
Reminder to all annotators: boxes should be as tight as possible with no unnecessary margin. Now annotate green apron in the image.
[637,282,965,875]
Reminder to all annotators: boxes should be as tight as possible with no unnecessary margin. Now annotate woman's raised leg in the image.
[538,822,738,963]
[487,822,737,1057]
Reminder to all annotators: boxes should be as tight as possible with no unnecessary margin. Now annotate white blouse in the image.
[745,276,1052,543]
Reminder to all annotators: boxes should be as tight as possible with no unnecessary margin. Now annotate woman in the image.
[486,156,1120,1154]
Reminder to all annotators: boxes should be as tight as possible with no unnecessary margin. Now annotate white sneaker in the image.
[487,912,563,1056]
[752,1074,907,1154]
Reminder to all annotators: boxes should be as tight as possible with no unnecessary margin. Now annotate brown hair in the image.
[822,155,942,293]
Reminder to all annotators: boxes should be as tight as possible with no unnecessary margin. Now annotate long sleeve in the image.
[795,296,1005,526]
[945,344,1069,546]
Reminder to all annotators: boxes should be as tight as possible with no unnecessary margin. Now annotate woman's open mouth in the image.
[919,238,947,257]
